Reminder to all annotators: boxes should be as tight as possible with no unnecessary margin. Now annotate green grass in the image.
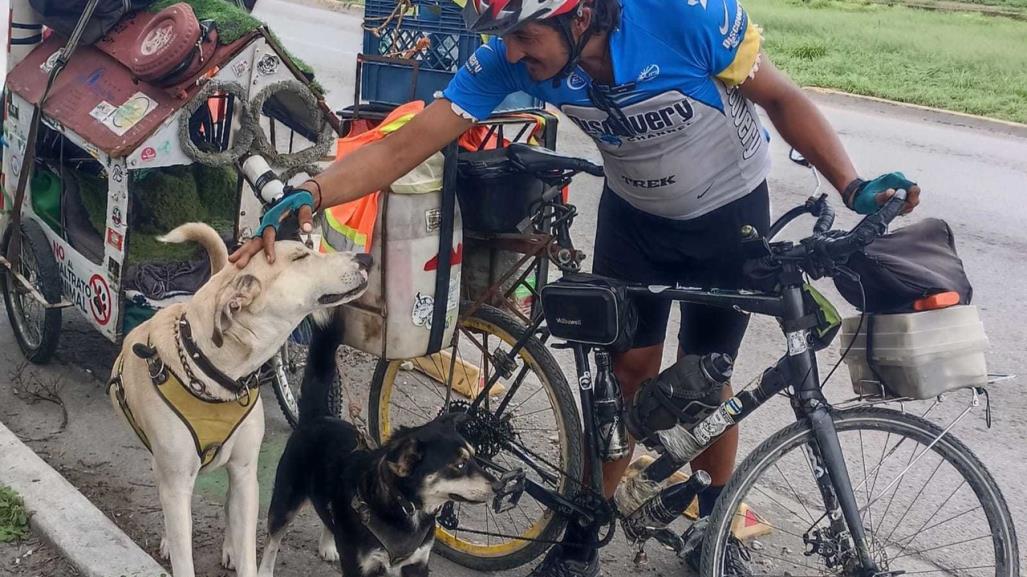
[746,0,1027,123]
[0,486,29,543]
[919,0,1027,11]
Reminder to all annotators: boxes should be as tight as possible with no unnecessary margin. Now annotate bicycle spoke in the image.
[892,501,977,550]
[898,565,995,575]
[881,453,945,547]
[887,534,992,561]
[726,508,810,541]
[774,462,817,526]
[752,485,821,532]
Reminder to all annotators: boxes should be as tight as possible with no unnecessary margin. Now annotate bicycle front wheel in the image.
[702,406,1018,577]
[368,303,582,571]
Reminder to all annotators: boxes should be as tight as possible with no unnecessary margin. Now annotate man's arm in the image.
[739,56,920,212]
[738,57,857,193]
[231,99,474,266]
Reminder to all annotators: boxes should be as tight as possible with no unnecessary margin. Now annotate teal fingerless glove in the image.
[848,172,917,215]
[258,186,315,236]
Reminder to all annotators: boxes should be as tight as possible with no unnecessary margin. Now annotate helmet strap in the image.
[550,14,593,87]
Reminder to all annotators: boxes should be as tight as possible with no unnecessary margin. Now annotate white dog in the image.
[108,223,370,577]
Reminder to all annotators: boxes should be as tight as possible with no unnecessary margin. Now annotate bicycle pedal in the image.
[492,469,526,513]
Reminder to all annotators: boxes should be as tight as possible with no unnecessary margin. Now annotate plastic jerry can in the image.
[341,152,462,360]
[840,305,989,399]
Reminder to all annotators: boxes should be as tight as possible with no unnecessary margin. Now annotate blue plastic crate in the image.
[361,0,542,112]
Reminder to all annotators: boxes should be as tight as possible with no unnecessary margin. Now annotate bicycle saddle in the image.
[506,143,604,177]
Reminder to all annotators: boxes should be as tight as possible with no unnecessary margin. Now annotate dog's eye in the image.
[454,461,467,471]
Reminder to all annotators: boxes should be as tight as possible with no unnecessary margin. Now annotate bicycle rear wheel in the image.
[265,317,342,427]
[702,406,1018,577]
[368,303,582,571]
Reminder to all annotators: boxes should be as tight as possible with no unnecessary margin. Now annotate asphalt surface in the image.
[1,1,1025,576]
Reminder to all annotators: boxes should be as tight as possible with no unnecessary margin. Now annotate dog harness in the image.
[108,315,261,468]
[351,482,434,565]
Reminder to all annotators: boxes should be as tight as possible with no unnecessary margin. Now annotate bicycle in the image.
[371,150,1018,576]
[367,142,603,569]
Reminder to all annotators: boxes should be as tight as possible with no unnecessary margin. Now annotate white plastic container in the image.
[341,152,462,360]
[839,306,989,399]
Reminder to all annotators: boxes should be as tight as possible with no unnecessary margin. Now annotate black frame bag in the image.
[834,218,972,313]
[540,273,638,352]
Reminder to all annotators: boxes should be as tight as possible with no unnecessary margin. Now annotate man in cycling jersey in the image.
[233,0,921,574]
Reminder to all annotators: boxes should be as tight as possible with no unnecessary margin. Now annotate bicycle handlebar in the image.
[764,189,908,280]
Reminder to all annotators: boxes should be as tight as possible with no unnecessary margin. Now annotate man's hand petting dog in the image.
[230,204,314,267]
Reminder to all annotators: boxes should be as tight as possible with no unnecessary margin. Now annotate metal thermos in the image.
[593,350,630,461]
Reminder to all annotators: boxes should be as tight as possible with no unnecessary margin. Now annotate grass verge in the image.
[0,486,29,543]
[747,0,1027,123]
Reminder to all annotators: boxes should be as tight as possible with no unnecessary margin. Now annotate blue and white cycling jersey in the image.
[443,0,771,220]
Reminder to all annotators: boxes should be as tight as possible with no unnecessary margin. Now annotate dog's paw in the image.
[318,539,339,562]
[221,542,237,570]
[159,536,171,561]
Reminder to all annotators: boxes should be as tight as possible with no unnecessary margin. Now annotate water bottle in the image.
[623,470,712,542]
[593,350,630,461]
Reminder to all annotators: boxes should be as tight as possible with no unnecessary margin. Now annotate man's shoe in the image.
[682,519,752,576]
[528,545,600,577]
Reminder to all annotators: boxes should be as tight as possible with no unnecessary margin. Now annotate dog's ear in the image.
[211,274,262,347]
[386,437,422,478]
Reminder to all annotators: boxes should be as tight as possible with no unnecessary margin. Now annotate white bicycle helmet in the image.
[462,0,582,35]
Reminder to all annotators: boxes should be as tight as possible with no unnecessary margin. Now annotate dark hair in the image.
[542,0,621,34]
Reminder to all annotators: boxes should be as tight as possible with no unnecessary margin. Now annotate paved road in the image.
[1,1,1025,575]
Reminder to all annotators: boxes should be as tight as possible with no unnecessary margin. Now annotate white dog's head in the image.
[159,224,371,372]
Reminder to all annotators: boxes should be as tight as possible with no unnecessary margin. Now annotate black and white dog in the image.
[257,325,497,577]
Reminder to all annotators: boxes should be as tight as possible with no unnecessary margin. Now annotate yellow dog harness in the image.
[108,316,260,468]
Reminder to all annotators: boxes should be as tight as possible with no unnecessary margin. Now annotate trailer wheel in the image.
[2,220,63,363]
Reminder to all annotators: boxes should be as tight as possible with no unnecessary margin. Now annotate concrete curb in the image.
[0,422,167,577]
[805,87,1027,139]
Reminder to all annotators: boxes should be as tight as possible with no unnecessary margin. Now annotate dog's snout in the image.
[355,253,373,271]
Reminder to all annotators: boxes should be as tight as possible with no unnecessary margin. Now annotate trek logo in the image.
[622,175,677,189]
[565,96,695,143]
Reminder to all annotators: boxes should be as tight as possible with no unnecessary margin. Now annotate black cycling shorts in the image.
[592,182,771,355]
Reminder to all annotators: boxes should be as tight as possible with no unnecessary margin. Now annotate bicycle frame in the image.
[473,259,882,572]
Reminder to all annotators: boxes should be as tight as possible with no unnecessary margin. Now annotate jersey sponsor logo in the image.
[637,64,661,83]
[722,1,746,49]
[465,53,483,75]
[567,71,588,90]
[727,87,763,159]
[719,0,731,35]
[622,175,677,189]
[688,0,709,9]
[564,93,696,144]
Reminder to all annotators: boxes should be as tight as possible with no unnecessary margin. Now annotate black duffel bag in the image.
[834,218,972,313]
[29,0,157,45]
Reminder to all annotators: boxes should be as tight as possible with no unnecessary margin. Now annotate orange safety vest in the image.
[320,102,554,254]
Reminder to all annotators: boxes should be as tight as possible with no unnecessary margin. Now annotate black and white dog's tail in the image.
[297,311,345,424]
